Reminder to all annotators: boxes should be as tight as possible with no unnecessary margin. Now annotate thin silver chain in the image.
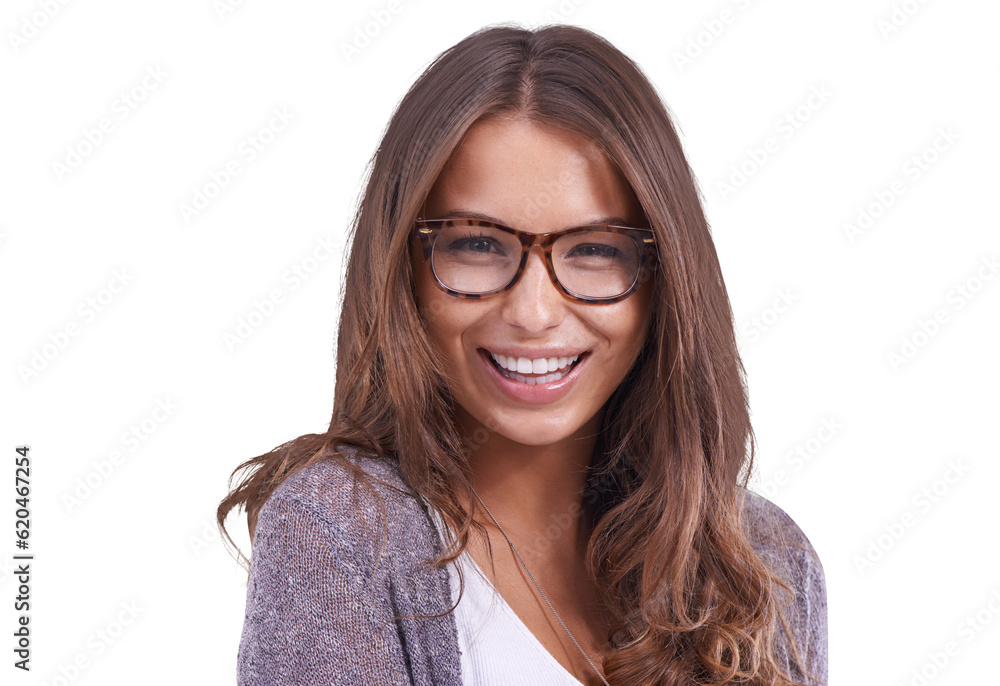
[470,486,610,686]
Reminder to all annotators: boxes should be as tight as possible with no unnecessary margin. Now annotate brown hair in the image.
[218,24,817,685]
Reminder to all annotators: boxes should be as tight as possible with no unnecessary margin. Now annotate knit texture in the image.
[237,446,828,685]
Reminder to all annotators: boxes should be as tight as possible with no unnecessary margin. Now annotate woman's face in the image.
[411,116,654,450]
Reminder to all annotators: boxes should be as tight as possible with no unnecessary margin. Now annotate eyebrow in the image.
[437,209,635,229]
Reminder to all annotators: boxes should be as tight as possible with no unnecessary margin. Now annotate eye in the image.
[446,232,504,254]
[567,243,621,259]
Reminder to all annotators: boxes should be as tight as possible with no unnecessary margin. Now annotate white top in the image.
[425,503,586,686]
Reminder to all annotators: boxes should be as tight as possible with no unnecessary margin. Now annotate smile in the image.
[484,350,583,386]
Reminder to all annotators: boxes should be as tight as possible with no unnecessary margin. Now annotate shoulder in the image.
[739,488,819,562]
[264,444,418,522]
[253,443,438,566]
[738,488,829,684]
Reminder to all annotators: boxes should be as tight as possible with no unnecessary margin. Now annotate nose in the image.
[499,246,566,333]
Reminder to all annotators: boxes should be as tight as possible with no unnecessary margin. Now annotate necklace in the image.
[470,486,611,686]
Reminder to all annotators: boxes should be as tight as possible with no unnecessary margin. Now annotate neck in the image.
[455,407,603,558]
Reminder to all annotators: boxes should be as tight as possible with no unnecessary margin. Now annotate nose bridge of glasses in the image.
[503,247,567,325]
[518,235,559,286]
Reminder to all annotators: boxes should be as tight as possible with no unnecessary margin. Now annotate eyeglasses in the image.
[413,218,657,304]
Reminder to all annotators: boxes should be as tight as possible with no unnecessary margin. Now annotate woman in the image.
[219,24,827,686]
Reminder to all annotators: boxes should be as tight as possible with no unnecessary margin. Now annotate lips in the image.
[477,347,588,403]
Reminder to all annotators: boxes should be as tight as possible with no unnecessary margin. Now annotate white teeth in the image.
[489,351,581,376]
[502,369,569,385]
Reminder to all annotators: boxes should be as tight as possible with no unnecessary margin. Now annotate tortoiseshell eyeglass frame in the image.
[412,218,658,304]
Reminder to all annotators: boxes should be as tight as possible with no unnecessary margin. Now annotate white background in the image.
[1,0,998,684]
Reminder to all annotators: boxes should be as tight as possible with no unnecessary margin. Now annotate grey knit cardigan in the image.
[237,447,828,685]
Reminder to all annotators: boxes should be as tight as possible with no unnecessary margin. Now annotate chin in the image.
[476,408,595,447]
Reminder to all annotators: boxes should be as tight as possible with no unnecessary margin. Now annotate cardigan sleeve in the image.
[237,489,411,686]
[772,526,828,685]
[742,490,829,685]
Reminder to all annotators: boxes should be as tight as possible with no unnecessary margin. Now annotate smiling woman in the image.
[218,24,827,686]
[413,117,654,447]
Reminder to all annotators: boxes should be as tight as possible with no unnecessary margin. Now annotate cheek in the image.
[412,249,446,335]
[608,290,653,363]
[631,274,656,334]
[413,263,471,359]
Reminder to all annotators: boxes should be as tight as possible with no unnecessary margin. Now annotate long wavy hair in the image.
[219,24,815,685]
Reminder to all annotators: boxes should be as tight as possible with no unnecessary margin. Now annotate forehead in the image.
[425,116,643,231]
